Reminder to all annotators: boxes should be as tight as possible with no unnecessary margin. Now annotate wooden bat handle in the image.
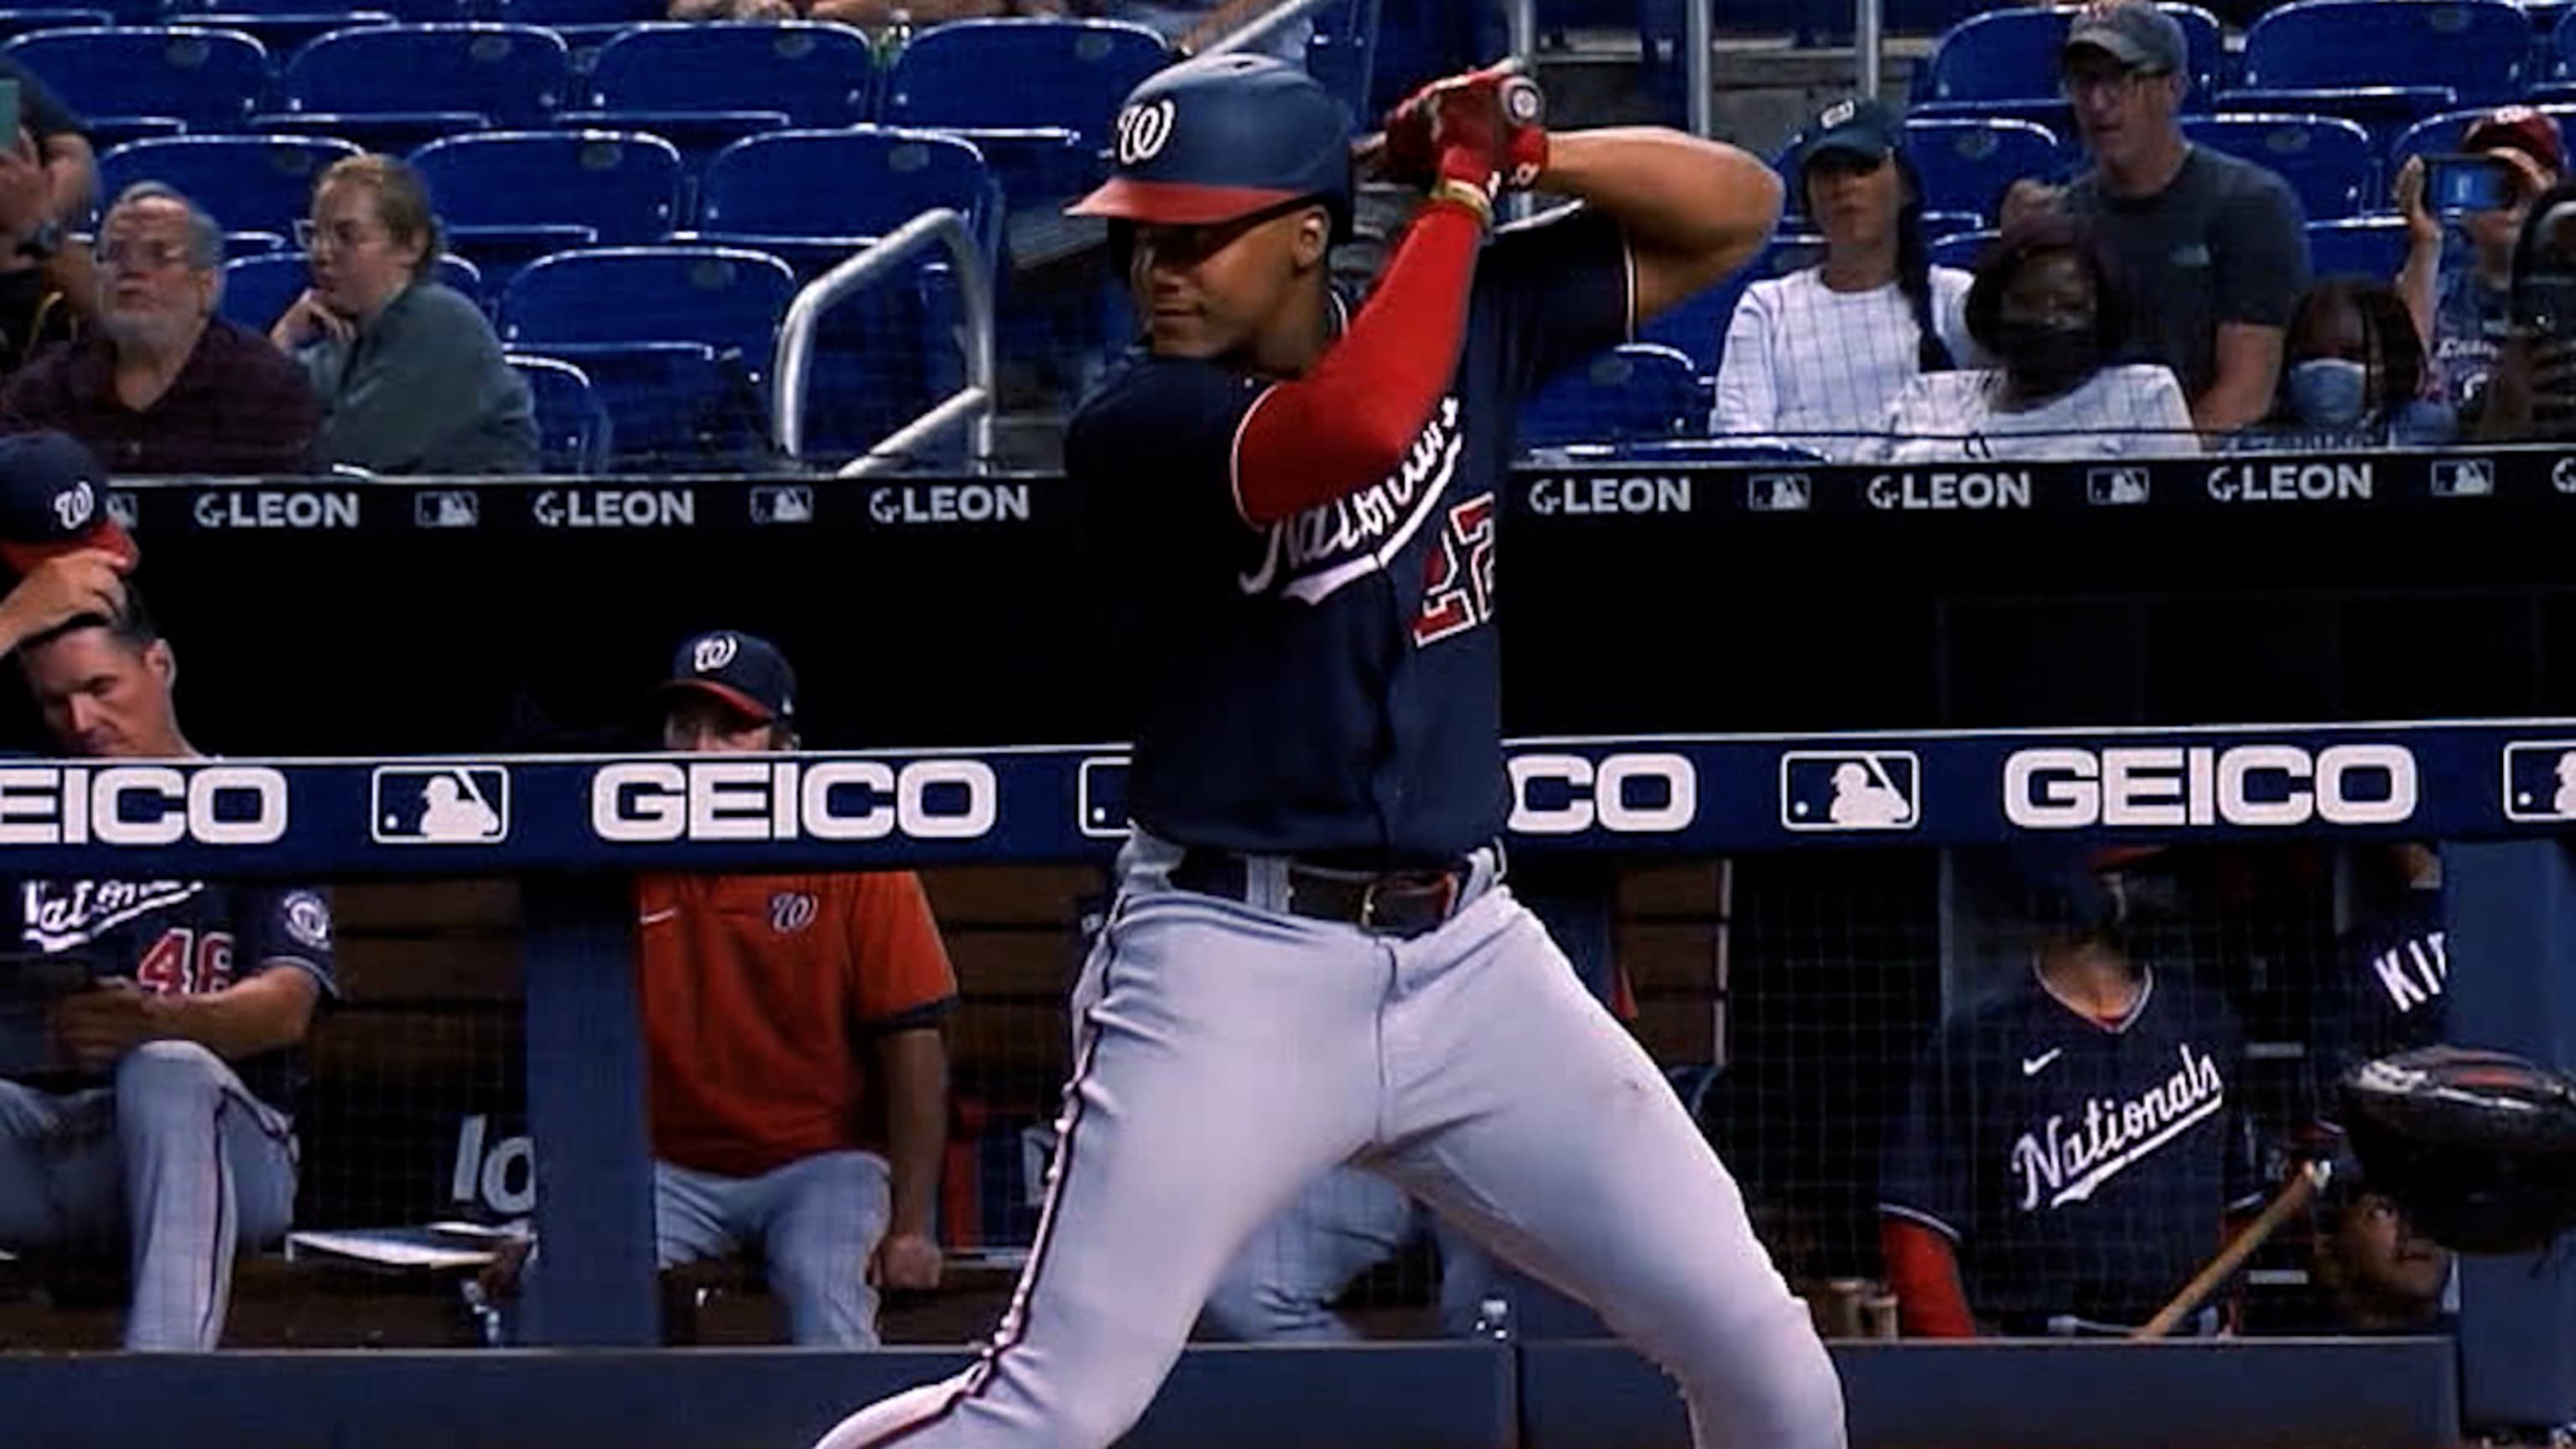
[2130,1160,2332,1340]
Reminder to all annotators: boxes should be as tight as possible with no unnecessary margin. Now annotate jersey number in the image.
[136,928,235,995]
[1413,493,1497,647]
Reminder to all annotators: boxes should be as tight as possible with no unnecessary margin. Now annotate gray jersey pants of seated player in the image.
[1202,1162,1496,1343]
[810,830,1848,1449]
[0,1041,296,1350]
[656,1150,894,1348]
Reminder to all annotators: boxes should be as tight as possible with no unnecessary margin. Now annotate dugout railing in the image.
[9,447,2576,1446]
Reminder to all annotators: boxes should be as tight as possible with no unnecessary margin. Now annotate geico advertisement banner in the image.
[0,724,2539,876]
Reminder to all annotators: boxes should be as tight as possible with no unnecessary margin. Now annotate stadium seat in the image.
[96,134,360,238]
[684,127,1002,276]
[4,27,272,133]
[413,129,683,285]
[584,22,876,129]
[1519,342,1702,449]
[882,18,1170,145]
[276,23,572,127]
[2389,105,2576,180]
[1638,271,1753,377]
[507,352,615,472]
[186,0,460,15]
[1902,118,2071,224]
[496,0,659,23]
[222,249,482,330]
[190,13,400,59]
[2236,0,2531,110]
[2213,86,2460,152]
[0,9,110,42]
[1929,227,1997,270]
[497,245,797,464]
[2179,113,2376,219]
[2305,215,2409,278]
[1916,3,2224,111]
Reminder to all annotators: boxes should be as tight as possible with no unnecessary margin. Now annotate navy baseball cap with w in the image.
[660,630,795,724]
[0,430,136,576]
[1069,53,1352,228]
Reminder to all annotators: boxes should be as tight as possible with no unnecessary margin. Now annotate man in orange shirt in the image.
[637,629,958,1348]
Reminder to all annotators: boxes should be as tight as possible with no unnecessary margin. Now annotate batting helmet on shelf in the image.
[1068,52,1353,237]
[2340,1045,2576,1255]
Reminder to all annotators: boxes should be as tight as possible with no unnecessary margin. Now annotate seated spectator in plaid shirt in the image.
[269,156,535,475]
[1858,215,2196,463]
[1,184,314,475]
[1712,98,1973,460]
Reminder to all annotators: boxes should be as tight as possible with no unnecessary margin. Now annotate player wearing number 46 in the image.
[0,435,335,1351]
[815,53,1842,1449]
[636,630,959,1348]
[1877,846,2262,1338]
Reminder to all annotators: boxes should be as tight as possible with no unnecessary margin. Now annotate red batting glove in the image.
[1376,63,1550,195]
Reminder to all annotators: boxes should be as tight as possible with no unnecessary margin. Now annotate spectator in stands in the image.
[0,449,335,1348]
[0,58,99,377]
[1858,214,2194,461]
[1711,97,1972,460]
[2233,277,2453,449]
[2470,179,2576,443]
[2043,0,2308,434]
[1,184,314,475]
[638,630,957,1348]
[270,156,535,476]
[2394,106,2559,424]
[1879,846,2262,1337]
[666,0,1051,28]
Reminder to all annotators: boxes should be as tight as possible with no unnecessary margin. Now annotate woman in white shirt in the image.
[1711,97,1975,461]
[1862,214,2197,463]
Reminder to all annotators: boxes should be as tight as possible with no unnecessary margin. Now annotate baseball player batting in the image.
[811,53,1839,1449]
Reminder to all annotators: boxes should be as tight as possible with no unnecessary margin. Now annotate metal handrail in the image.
[770,206,995,477]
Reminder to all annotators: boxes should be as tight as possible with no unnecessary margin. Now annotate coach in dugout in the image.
[636,631,958,1347]
[1878,846,2262,1337]
[0,432,334,1350]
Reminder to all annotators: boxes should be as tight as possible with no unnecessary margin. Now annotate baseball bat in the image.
[2128,1159,2331,1340]
[1352,60,1544,178]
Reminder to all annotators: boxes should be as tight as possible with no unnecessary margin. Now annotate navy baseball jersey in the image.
[13,877,337,1110]
[1065,205,1633,862]
[2311,885,2448,1125]
[1879,966,2260,1332]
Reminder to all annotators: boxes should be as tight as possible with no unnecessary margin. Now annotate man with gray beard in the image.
[1,183,314,475]
[1877,846,2262,1337]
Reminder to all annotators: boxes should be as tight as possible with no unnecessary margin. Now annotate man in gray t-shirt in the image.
[2053,1,2309,434]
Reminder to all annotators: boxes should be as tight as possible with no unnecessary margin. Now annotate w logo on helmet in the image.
[1114,97,1177,167]
[51,480,91,531]
[692,633,739,673]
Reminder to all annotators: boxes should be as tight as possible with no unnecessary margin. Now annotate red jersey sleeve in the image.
[842,871,958,1026]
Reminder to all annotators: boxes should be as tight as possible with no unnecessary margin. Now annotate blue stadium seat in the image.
[498,245,797,463]
[2389,105,2576,179]
[883,18,1170,145]
[2305,215,2409,278]
[4,27,272,132]
[507,352,614,471]
[1638,271,1753,378]
[1917,4,2224,110]
[96,134,359,238]
[496,0,658,23]
[190,13,399,59]
[1903,117,2071,224]
[685,127,1001,275]
[1929,227,1997,271]
[584,22,875,129]
[413,128,681,243]
[0,9,110,42]
[1519,342,1702,449]
[2180,113,2376,219]
[222,249,482,330]
[2213,86,2460,153]
[277,23,571,127]
[184,0,459,15]
[2236,0,2530,110]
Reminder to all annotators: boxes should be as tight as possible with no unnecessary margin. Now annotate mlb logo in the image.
[751,486,814,525]
[2430,458,2496,499]
[415,491,480,529]
[1779,750,1921,832]
[1745,474,1811,512]
[1077,756,1130,839]
[2088,468,2149,506]
[2501,742,2576,822]
[371,766,511,844]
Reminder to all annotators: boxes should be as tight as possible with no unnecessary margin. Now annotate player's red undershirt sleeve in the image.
[1231,198,1485,528]
[1881,1218,1977,1338]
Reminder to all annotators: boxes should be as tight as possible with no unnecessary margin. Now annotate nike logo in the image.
[2022,1048,2064,1077]
[639,907,679,926]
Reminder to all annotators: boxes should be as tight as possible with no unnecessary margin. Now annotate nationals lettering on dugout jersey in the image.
[1065,206,1635,863]
[1879,966,2261,1332]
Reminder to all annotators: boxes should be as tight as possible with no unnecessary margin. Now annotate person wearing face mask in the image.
[2393,106,2560,426]
[270,154,535,475]
[1858,215,2195,462]
[2237,277,2451,449]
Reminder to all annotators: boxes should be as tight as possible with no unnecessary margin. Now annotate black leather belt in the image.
[1168,849,1467,938]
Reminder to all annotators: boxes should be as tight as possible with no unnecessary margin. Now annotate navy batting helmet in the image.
[1069,53,1352,232]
